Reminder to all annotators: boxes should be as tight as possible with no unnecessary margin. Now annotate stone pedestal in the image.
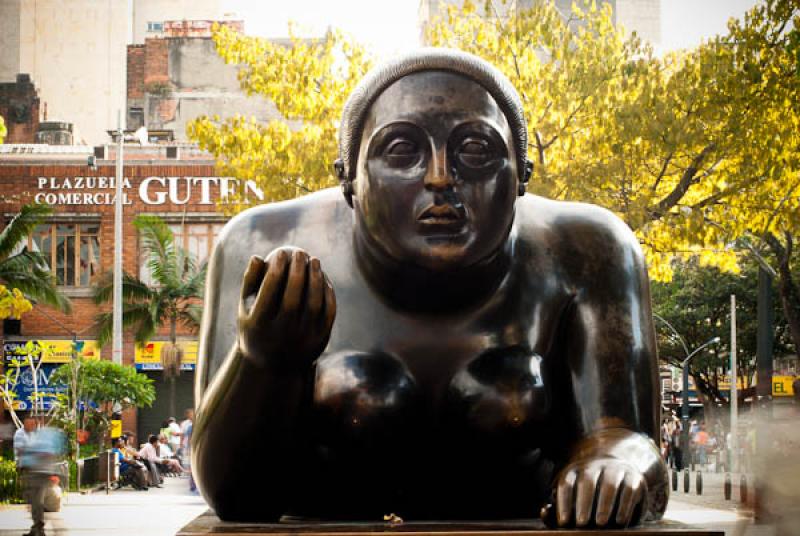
[178,511,723,536]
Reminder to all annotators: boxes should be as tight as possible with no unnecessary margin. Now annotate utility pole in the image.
[112,110,124,365]
[755,267,774,521]
[730,294,738,474]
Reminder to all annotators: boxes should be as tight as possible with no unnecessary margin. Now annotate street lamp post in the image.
[653,313,720,467]
[679,336,721,464]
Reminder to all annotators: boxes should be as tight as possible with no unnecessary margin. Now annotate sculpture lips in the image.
[418,204,465,226]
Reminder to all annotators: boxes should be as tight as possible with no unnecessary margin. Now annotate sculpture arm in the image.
[192,343,310,521]
[554,210,668,527]
[191,236,335,521]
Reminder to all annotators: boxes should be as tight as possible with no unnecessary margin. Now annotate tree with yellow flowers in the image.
[427,0,799,353]
[188,26,372,212]
[189,1,799,354]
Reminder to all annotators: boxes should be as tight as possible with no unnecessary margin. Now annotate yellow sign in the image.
[110,420,122,439]
[3,339,99,363]
[134,340,198,370]
[718,373,797,397]
[772,375,796,397]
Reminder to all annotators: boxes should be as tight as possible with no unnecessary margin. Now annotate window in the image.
[30,223,101,286]
[147,21,164,32]
[139,222,223,285]
[171,223,223,267]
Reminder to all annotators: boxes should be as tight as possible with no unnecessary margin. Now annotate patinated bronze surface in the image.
[192,49,669,529]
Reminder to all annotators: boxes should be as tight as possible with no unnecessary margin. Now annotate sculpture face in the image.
[353,71,518,271]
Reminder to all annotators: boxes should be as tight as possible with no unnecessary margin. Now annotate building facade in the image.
[0,143,264,438]
[0,0,128,146]
[131,0,223,45]
[126,20,282,142]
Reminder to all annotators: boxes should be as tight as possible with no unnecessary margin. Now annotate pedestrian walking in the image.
[18,422,66,536]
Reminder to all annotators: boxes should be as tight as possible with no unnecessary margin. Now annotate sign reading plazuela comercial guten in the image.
[33,176,265,206]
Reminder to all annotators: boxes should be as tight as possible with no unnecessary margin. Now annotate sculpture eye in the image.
[457,137,495,168]
[383,138,420,168]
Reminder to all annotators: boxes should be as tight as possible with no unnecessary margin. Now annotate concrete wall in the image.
[132,0,221,44]
[0,0,128,145]
[0,0,23,81]
[128,36,283,141]
[616,0,661,47]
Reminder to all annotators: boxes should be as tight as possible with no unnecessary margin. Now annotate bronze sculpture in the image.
[192,48,669,529]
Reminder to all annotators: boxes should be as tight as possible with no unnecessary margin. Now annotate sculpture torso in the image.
[196,188,648,518]
[192,61,667,526]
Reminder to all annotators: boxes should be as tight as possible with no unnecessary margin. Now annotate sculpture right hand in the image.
[238,247,336,369]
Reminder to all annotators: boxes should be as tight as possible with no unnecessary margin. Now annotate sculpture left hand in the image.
[553,457,646,528]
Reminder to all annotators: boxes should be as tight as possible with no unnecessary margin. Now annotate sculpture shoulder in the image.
[514,194,646,282]
[212,187,352,263]
[219,188,351,248]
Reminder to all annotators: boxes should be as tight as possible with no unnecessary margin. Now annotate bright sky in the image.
[659,0,760,52]
[223,0,421,58]
[222,0,762,58]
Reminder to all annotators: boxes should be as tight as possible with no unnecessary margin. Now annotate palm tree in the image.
[0,203,71,313]
[94,215,206,417]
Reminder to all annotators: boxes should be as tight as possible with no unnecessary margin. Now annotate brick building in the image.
[0,74,40,144]
[126,19,279,141]
[0,143,264,439]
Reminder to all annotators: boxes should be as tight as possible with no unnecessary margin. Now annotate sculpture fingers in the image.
[240,255,266,314]
[250,248,290,321]
[322,273,337,335]
[305,257,325,319]
[280,249,310,319]
[630,477,647,526]
[615,471,644,527]
[555,468,577,527]
[574,467,601,527]
[594,466,625,527]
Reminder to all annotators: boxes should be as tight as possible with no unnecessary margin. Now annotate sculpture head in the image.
[337,49,532,271]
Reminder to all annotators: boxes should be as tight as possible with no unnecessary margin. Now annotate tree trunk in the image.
[765,232,800,356]
[169,376,176,419]
[169,316,177,418]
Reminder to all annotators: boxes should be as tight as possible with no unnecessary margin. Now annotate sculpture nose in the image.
[424,145,454,191]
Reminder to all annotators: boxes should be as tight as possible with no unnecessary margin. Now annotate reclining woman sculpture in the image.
[192,48,668,529]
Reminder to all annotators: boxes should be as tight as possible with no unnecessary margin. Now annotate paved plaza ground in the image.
[0,470,785,536]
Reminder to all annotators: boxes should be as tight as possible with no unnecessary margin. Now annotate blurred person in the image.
[671,423,683,470]
[111,438,148,490]
[14,417,36,462]
[18,422,66,536]
[137,435,163,487]
[183,415,196,493]
[156,434,185,473]
[178,409,193,460]
[161,417,182,454]
[692,422,710,467]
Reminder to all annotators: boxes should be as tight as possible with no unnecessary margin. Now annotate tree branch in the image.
[649,143,717,219]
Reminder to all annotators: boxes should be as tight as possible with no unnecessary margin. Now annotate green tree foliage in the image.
[188,25,372,211]
[651,257,791,407]
[93,215,206,417]
[51,358,155,450]
[0,204,70,312]
[0,115,6,144]
[189,1,799,351]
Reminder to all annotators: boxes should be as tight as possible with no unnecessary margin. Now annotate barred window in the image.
[139,222,222,285]
[29,223,101,286]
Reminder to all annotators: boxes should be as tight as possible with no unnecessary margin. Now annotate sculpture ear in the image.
[334,158,354,208]
[518,159,533,197]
